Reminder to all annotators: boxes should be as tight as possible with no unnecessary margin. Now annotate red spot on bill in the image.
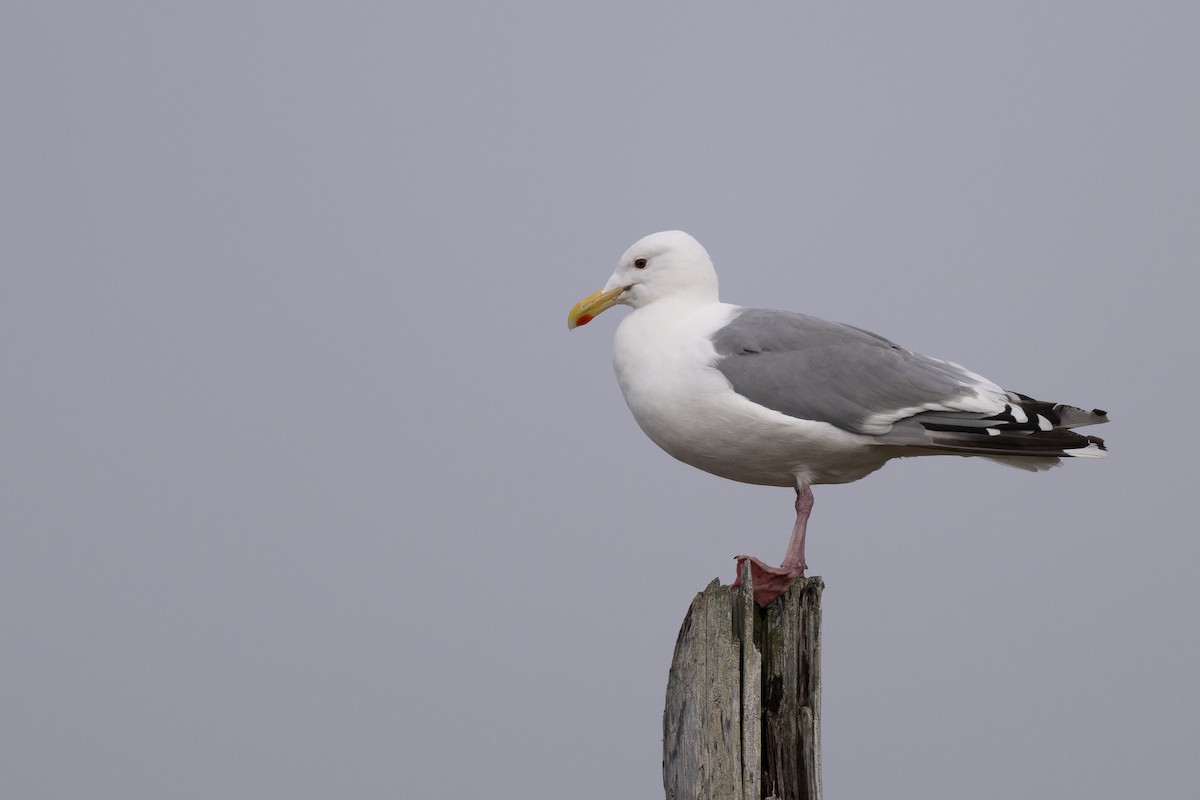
[576,314,593,326]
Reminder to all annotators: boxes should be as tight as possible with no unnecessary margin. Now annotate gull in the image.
[568,231,1108,606]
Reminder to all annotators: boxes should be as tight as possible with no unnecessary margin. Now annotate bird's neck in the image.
[615,294,726,364]
[635,288,719,318]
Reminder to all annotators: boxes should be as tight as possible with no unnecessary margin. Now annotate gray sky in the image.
[4,3,1197,798]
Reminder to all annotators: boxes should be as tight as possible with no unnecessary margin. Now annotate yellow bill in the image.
[567,285,627,329]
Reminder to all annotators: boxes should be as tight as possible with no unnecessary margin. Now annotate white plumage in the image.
[569,231,1108,605]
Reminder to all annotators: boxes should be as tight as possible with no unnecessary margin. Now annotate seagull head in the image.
[568,230,719,329]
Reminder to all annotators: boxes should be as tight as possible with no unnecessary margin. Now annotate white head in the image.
[568,231,719,328]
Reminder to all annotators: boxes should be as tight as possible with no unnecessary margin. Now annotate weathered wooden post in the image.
[663,561,823,800]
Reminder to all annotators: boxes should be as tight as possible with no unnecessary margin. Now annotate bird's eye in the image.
[634,257,647,269]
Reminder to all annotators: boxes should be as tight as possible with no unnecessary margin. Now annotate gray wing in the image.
[710,308,1108,459]
[710,308,1000,435]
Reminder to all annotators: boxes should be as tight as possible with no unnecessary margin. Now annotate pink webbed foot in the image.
[730,485,814,608]
[732,555,806,607]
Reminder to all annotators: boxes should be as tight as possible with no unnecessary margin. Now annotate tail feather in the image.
[901,393,1108,461]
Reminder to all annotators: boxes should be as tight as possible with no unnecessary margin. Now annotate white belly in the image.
[612,302,892,487]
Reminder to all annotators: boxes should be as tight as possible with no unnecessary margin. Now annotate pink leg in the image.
[733,486,814,607]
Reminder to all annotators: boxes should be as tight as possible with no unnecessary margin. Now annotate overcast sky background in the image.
[4,3,1198,798]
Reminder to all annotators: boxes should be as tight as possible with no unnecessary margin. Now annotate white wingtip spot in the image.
[1036,414,1052,431]
[986,427,1000,436]
[1066,441,1108,459]
[1009,404,1028,424]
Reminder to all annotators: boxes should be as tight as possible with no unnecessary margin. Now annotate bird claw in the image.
[732,555,806,607]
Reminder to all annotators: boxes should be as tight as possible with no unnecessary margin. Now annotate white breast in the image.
[612,300,890,487]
